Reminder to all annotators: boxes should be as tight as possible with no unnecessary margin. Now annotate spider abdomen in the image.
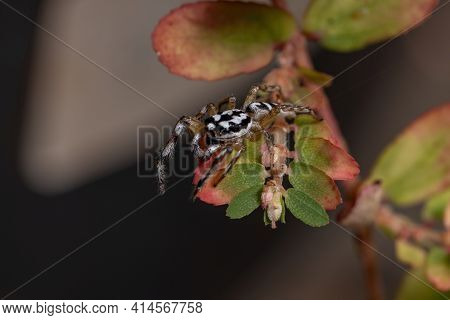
[205,109,252,140]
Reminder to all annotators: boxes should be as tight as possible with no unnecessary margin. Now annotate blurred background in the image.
[0,0,449,299]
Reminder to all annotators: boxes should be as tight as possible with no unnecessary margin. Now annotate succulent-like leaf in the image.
[236,136,263,164]
[152,1,296,80]
[284,188,329,227]
[302,0,438,52]
[194,162,265,205]
[296,137,359,180]
[294,114,339,146]
[289,161,341,210]
[395,240,426,269]
[370,104,450,205]
[298,67,333,87]
[422,188,450,222]
[226,185,263,219]
[426,247,450,292]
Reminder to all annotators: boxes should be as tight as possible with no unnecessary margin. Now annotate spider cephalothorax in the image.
[157,84,317,197]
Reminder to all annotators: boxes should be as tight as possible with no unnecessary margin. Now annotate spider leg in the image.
[217,96,237,111]
[260,84,283,103]
[195,103,218,119]
[202,143,221,161]
[212,145,244,187]
[191,132,205,158]
[157,116,201,194]
[192,132,222,161]
[243,84,283,108]
[243,85,260,109]
[192,146,233,200]
[189,102,223,157]
[278,104,319,119]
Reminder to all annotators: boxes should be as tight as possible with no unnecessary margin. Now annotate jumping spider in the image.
[157,84,317,198]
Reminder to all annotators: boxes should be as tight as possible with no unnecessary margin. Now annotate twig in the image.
[375,205,446,249]
[263,27,385,297]
[339,182,385,299]
[264,32,348,150]
[354,227,384,299]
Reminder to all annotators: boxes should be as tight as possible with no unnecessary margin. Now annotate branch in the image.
[264,32,348,150]
[339,182,384,299]
[262,28,384,297]
[354,227,384,299]
[375,205,446,249]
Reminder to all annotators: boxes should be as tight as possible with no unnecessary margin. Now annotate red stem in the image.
[355,227,384,299]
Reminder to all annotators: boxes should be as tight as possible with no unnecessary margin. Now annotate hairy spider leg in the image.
[212,145,244,187]
[202,143,221,160]
[260,84,283,103]
[217,96,237,111]
[243,84,283,108]
[158,116,202,194]
[192,132,222,160]
[194,102,219,118]
[243,85,260,109]
[158,102,222,194]
[192,146,234,200]
[191,132,204,158]
[191,102,221,158]
[277,104,319,119]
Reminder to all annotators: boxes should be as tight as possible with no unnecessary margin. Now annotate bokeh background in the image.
[1,0,449,299]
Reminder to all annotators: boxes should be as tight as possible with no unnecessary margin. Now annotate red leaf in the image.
[152,1,296,80]
[296,137,360,180]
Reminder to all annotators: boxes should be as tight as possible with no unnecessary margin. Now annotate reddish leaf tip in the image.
[152,1,296,80]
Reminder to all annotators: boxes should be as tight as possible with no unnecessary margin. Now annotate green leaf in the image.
[284,188,329,227]
[396,269,449,300]
[395,240,426,269]
[289,161,341,210]
[226,185,263,219]
[218,163,265,196]
[237,136,263,164]
[302,0,438,52]
[370,104,450,205]
[426,247,450,292]
[294,114,339,146]
[299,67,333,87]
[194,162,265,206]
[296,138,359,180]
[422,188,450,222]
[152,1,296,80]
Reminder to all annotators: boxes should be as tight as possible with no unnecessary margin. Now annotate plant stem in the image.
[375,205,445,249]
[355,227,384,299]
[264,32,348,150]
[264,29,384,297]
